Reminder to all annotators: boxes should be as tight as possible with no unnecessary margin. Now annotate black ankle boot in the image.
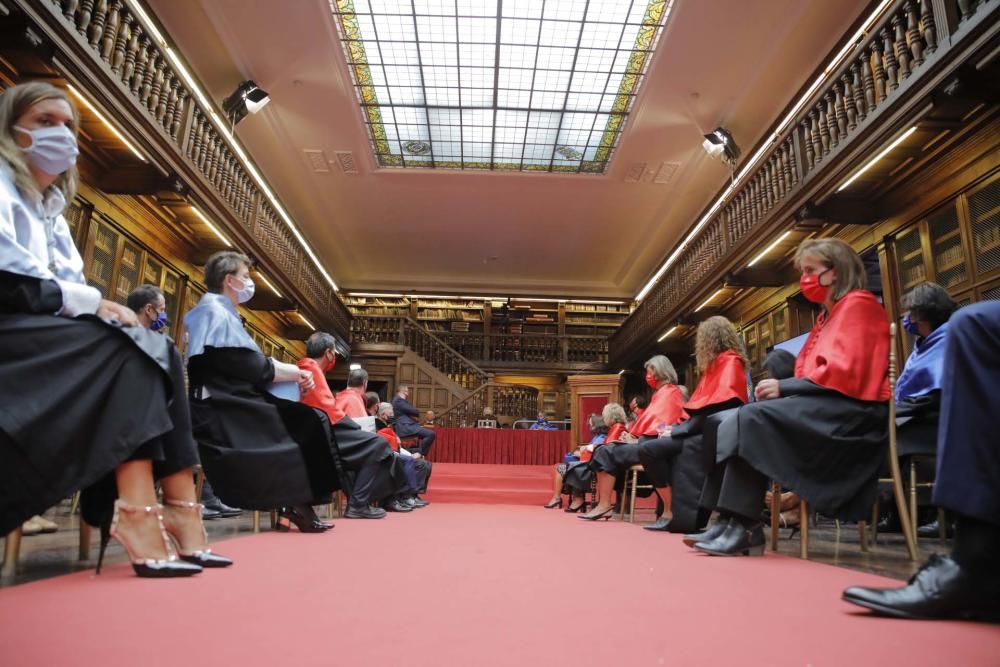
[682,518,730,547]
[695,519,765,557]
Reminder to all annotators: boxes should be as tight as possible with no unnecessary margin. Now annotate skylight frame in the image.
[330,0,672,174]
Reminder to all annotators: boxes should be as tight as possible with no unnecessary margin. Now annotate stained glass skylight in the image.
[331,0,672,173]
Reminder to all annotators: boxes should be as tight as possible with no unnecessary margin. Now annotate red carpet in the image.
[1,504,997,667]
[423,463,554,505]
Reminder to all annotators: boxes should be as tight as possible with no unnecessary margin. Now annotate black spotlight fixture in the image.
[702,126,740,166]
[222,80,270,126]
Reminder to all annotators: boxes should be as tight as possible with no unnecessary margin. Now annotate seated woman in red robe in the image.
[544,406,628,512]
[687,238,890,556]
[580,355,687,521]
[636,316,749,533]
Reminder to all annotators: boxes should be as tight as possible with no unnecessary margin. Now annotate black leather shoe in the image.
[877,515,902,533]
[404,497,429,508]
[643,517,673,532]
[204,499,243,518]
[917,519,954,539]
[345,505,387,519]
[842,554,1000,621]
[201,506,223,521]
[276,507,333,533]
[695,520,765,556]
[682,519,730,547]
[385,499,413,512]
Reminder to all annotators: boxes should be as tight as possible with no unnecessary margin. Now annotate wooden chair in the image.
[770,323,919,561]
[620,465,655,523]
[3,509,94,577]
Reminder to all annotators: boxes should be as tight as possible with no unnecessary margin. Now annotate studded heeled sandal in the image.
[97,500,202,578]
[162,499,234,568]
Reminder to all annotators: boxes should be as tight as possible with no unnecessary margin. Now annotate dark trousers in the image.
[700,456,769,522]
[414,427,436,456]
[351,460,388,507]
[636,436,683,488]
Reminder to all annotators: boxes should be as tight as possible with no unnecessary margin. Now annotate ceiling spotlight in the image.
[702,127,740,166]
[222,80,270,126]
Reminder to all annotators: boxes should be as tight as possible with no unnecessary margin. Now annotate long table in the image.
[429,427,571,465]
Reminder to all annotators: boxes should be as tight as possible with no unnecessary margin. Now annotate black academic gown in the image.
[0,271,197,534]
[188,348,341,510]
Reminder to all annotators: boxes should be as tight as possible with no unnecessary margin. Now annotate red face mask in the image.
[800,268,832,304]
[324,352,337,373]
[645,372,658,389]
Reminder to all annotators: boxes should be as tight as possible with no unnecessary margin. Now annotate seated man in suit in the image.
[392,385,435,455]
[843,301,1000,621]
[376,403,431,507]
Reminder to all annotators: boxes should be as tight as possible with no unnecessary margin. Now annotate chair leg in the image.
[859,520,868,552]
[799,501,809,559]
[887,452,920,561]
[252,510,261,533]
[871,499,880,544]
[909,459,918,540]
[628,471,638,523]
[2,527,22,576]
[78,522,92,561]
[938,508,947,543]
[769,481,780,551]
[70,491,81,516]
[269,510,278,529]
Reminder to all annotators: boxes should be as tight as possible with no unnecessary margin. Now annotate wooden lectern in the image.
[566,374,623,446]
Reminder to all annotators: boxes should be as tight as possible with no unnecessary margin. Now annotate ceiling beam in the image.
[96,167,187,196]
[724,267,788,288]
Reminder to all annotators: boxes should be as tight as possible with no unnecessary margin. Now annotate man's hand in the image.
[755,379,781,401]
[97,299,138,327]
[619,432,638,443]
[412,452,423,460]
[297,369,315,395]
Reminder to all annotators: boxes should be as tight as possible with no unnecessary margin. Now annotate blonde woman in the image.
[0,82,229,576]
[689,239,890,557]
[545,404,628,512]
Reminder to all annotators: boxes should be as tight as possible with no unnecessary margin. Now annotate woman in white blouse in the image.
[0,81,230,577]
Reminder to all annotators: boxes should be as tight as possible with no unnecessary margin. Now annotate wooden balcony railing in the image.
[351,315,610,367]
[18,0,353,339]
[609,0,997,366]
[434,381,540,428]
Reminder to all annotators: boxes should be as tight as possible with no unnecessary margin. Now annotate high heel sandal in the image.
[564,500,586,513]
[275,505,333,533]
[577,506,614,521]
[96,500,202,578]
[162,500,234,568]
[543,498,563,509]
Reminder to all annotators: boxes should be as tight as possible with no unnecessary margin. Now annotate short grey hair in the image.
[305,332,337,359]
[602,402,628,426]
[397,384,409,396]
[347,368,368,388]
[644,354,678,385]
[126,284,163,312]
[204,250,251,293]
[377,402,394,418]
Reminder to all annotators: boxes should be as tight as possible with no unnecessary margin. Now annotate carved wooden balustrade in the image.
[609,0,997,366]
[17,0,353,339]
[434,381,540,428]
[399,318,489,390]
[352,315,611,367]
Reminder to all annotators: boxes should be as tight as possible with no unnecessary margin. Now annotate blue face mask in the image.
[15,125,79,175]
[902,313,920,336]
[149,310,168,332]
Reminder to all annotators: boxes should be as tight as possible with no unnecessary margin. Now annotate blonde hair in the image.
[0,82,80,202]
[601,402,627,427]
[794,238,866,302]
[695,316,748,372]
[644,354,678,385]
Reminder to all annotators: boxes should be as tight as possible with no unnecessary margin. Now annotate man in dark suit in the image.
[843,301,1000,621]
[392,384,435,456]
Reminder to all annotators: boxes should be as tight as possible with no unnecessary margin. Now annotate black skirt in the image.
[0,312,195,535]
[715,379,888,521]
[562,460,594,491]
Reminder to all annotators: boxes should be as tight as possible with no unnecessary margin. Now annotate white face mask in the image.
[230,275,255,303]
[15,125,79,175]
